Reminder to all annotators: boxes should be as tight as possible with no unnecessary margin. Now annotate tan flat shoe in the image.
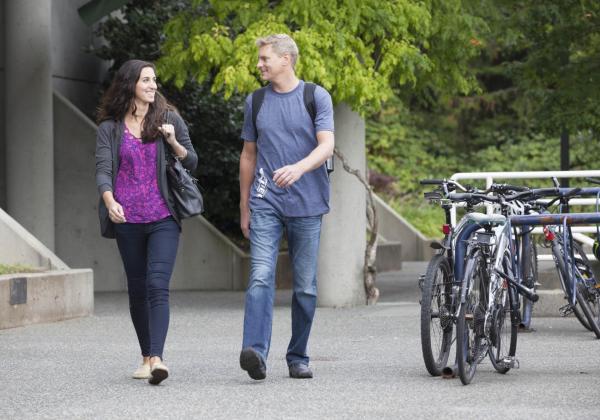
[149,362,169,385]
[132,363,151,379]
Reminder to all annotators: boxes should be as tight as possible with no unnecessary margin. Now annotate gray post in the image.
[317,103,366,307]
[5,0,54,249]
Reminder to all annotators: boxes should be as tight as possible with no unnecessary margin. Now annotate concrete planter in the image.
[0,269,93,330]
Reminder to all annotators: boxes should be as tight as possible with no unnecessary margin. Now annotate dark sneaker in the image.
[239,347,266,380]
[148,362,169,385]
[288,363,313,379]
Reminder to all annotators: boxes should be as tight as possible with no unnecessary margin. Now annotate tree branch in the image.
[333,147,380,305]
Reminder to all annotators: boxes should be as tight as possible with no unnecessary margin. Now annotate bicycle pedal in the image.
[502,356,519,369]
[559,304,574,317]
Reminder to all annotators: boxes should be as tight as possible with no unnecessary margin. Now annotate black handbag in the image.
[98,197,116,238]
[166,154,204,219]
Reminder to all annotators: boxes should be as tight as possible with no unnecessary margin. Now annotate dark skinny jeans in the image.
[114,216,179,359]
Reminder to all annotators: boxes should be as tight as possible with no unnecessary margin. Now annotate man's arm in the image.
[239,141,257,238]
[272,130,334,188]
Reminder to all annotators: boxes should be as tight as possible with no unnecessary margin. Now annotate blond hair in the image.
[256,34,299,67]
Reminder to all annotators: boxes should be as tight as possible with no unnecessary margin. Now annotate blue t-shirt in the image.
[241,80,335,217]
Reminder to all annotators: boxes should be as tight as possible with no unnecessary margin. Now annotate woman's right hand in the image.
[108,200,126,223]
[102,191,126,223]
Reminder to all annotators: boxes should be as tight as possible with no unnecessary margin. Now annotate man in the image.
[239,34,335,380]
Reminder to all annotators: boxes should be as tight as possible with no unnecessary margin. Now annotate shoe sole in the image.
[288,366,313,379]
[148,367,168,385]
[240,349,266,380]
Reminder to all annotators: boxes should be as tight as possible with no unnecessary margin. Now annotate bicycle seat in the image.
[464,212,506,226]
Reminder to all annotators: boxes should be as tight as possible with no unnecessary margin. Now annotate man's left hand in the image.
[273,164,304,188]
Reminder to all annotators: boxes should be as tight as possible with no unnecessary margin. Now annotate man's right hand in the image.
[240,207,251,239]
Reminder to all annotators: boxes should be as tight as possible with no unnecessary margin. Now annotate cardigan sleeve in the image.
[95,121,114,195]
[169,111,198,172]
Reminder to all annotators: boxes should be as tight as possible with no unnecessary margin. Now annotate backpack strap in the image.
[304,82,334,174]
[251,86,269,135]
[303,82,317,122]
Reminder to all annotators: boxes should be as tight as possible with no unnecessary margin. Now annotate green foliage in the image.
[158,0,483,115]
[91,0,245,237]
[478,0,600,134]
[0,264,35,275]
[385,196,445,239]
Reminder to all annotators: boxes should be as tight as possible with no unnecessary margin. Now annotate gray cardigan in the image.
[95,111,198,227]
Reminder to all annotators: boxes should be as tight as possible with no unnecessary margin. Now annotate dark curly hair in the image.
[96,59,175,143]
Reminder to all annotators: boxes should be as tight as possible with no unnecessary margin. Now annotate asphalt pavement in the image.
[2,264,600,419]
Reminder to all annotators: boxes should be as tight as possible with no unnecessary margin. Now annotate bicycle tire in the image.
[553,237,590,329]
[457,250,487,385]
[420,254,453,376]
[575,282,600,339]
[489,253,518,373]
[554,240,600,338]
[520,238,537,330]
[556,266,590,330]
[572,242,600,331]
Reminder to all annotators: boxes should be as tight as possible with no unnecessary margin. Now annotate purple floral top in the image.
[114,127,171,223]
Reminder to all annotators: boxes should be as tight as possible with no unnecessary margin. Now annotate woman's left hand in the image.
[158,124,176,144]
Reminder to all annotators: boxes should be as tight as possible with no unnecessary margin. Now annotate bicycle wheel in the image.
[420,254,453,376]
[457,249,487,385]
[554,241,600,338]
[556,265,590,330]
[520,237,537,330]
[489,254,518,373]
[575,281,600,339]
[572,242,600,331]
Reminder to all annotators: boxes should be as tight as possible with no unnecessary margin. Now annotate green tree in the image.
[158,0,484,114]
[483,0,600,134]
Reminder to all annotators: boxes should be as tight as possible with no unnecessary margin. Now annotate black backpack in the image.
[251,82,334,174]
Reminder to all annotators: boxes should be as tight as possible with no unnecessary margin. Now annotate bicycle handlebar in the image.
[446,192,500,203]
[420,179,446,185]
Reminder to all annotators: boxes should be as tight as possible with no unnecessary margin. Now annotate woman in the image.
[95,59,197,385]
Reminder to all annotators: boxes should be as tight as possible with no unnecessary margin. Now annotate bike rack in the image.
[449,170,600,261]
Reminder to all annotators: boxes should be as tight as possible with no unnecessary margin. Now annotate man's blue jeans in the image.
[242,208,322,366]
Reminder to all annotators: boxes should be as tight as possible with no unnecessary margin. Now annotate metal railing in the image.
[449,170,600,260]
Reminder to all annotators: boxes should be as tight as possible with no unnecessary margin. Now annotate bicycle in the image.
[419,181,538,377]
[510,187,600,338]
[449,191,539,384]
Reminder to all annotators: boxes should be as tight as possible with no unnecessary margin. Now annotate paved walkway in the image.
[3,264,600,419]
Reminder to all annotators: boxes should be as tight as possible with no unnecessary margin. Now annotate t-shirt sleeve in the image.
[314,86,334,133]
[241,93,257,142]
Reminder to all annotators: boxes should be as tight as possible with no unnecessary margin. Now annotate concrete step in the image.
[376,241,402,272]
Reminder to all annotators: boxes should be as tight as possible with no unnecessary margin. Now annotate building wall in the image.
[0,0,6,209]
[51,0,108,117]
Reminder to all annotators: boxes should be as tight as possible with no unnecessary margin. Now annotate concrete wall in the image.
[318,104,367,306]
[51,0,108,117]
[374,194,434,261]
[53,91,125,291]
[0,0,5,209]
[0,208,68,270]
[0,206,94,330]
[0,269,93,329]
